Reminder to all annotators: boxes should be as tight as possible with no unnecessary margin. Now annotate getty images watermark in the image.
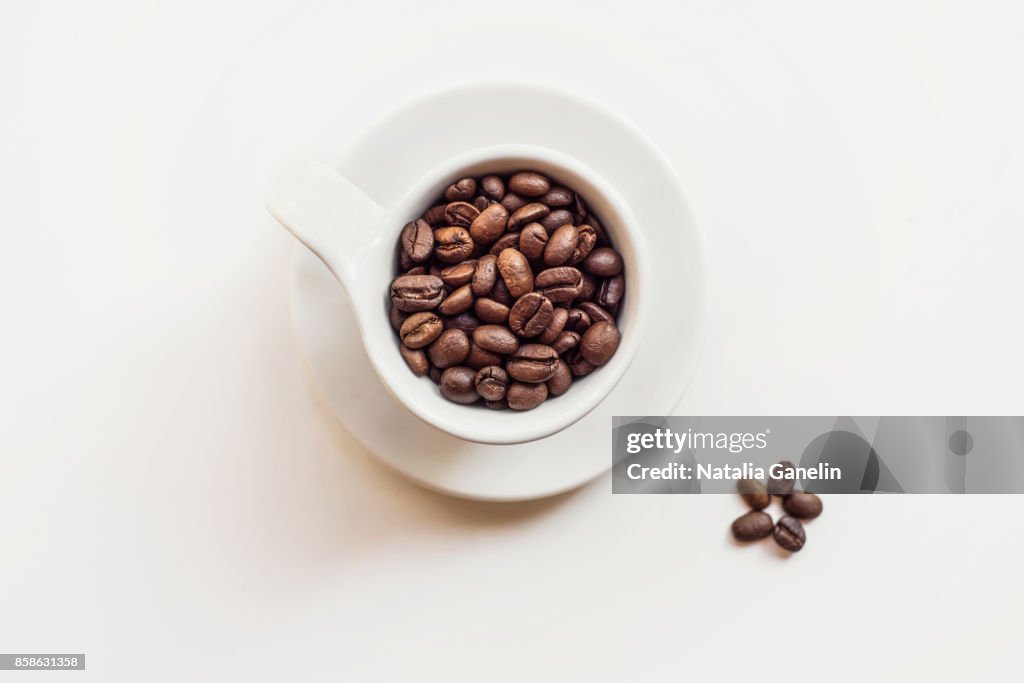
[612,416,1024,494]
[622,426,841,483]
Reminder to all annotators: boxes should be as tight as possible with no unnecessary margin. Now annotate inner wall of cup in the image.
[384,153,643,404]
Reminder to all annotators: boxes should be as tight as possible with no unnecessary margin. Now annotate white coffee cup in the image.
[267,144,650,445]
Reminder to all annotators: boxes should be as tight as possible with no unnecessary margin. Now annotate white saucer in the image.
[290,82,705,501]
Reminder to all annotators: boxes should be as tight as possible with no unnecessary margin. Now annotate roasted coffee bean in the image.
[507,381,548,410]
[497,248,534,298]
[535,267,583,304]
[400,219,434,263]
[567,224,597,265]
[481,175,505,200]
[427,329,470,369]
[433,226,474,264]
[399,345,430,376]
[444,178,476,201]
[404,266,427,276]
[439,260,477,288]
[472,325,519,355]
[438,366,479,404]
[469,203,508,244]
[474,366,509,401]
[576,272,597,302]
[578,301,614,325]
[507,344,559,383]
[587,215,610,245]
[572,192,588,224]
[583,247,623,276]
[471,254,498,296]
[391,275,445,312]
[389,304,410,331]
[399,311,444,349]
[773,516,806,552]
[500,192,527,213]
[551,331,580,355]
[546,360,572,396]
[737,479,771,511]
[444,201,480,228]
[443,312,480,332]
[540,186,574,207]
[768,461,797,495]
[508,292,554,338]
[484,399,508,410]
[508,171,550,197]
[465,343,502,370]
[731,511,774,542]
[507,203,550,231]
[597,274,625,309]
[423,204,448,226]
[473,196,490,211]
[566,349,595,377]
[429,366,443,383]
[438,284,475,316]
[474,297,510,324]
[488,232,519,256]
[428,264,443,278]
[490,277,511,305]
[537,307,569,344]
[544,224,578,266]
[541,209,575,231]
[518,223,549,260]
[564,308,592,333]
[783,493,823,519]
[580,321,620,366]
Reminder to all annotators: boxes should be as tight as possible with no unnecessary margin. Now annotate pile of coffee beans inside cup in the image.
[388,171,625,410]
[731,461,824,553]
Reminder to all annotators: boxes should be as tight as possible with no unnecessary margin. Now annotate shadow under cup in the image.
[383,148,649,445]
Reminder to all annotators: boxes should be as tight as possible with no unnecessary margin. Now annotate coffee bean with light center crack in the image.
[773,516,806,552]
[508,292,554,338]
[391,275,445,312]
[474,366,508,401]
[400,219,434,263]
[444,178,476,201]
[443,201,479,227]
[399,312,443,349]
[506,344,559,383]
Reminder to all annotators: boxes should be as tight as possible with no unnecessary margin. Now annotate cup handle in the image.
[266,161,387,305]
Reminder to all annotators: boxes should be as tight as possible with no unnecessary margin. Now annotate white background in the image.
[3,1,1024,680]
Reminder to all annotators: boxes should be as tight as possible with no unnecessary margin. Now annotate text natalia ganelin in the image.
[625,461,842,481]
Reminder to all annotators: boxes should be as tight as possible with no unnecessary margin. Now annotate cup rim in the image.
[360,143,651,445]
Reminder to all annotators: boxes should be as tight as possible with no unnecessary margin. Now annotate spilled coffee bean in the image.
[389,170,627,410]
[736,478,771,511]
[782,492,823,519]
[731,463,823,554]
[773,516,806,552]
[731,511,774,542]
